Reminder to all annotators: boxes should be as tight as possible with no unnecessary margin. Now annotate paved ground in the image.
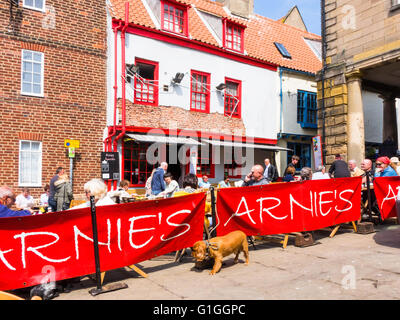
[45,220,400,301]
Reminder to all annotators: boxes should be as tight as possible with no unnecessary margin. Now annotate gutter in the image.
[320,0,327,163]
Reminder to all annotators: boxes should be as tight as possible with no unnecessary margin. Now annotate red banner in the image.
[374,177,400,220]
[216,178,362,236]
[0,193,206,291]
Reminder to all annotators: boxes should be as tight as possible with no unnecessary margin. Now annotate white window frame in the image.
[23,0,46,12]
[18,140,43,187]
[21,49,44,97]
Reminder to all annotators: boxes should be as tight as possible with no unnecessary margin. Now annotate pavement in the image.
[46,219,400,301]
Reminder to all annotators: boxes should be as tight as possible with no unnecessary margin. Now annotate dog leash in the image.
[204,240,219,251]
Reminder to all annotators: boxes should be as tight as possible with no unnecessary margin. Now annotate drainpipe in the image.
[279,67,283,138]
[113,2,129,190]
[320,0,327,164]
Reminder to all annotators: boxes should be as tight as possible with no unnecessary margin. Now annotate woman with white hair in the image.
[69,179,115,210]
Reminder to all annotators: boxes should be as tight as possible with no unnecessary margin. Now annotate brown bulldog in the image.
[191,230,249,275]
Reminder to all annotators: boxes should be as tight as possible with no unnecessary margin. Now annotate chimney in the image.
[216,0,254,19]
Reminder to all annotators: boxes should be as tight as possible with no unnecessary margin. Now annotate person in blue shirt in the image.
[375,156,398,177]
[151,162,168,196]
[0,186,32,218]
[198,175,211,189]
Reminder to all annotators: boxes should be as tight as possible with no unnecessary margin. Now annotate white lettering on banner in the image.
[117,218,122,251]
[128,215,156,249]
[380,185,400,210]
[319,191,334,216]
[161,210,191,241]
[223,188,357,227]
[14,232,71,269]
[73,225,111,260]
[257,197,286,222]
[0,248,15,271]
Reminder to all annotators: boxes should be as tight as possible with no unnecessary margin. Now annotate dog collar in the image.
[204,240,219,251]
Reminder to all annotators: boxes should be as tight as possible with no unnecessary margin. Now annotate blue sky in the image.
[254,0,321,35]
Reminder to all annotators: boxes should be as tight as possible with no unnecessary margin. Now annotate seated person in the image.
[283,166,295,182]
[198,175,211,189]
[159,173,179,198]
[15,188,35,210]
[218,176,231,188]
[375,156,398,177]
[0,186,32,218]
[243,165,270,186]
[312,165,330,180]
[40,184,50,206]
[182,174,198,194]
[107,179,133,203]
[300,167,313,181]
[69,179,115,210]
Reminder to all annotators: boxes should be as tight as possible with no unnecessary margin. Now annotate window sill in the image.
[23,5,46,13]
[21,92,44,98]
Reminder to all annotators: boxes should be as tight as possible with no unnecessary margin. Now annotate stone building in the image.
[0,0,108,197]
[318,0,400,165]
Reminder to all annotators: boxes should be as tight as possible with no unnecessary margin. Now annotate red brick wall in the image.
[0,0,107,198]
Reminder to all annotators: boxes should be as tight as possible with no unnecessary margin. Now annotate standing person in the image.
[243,165,270,186]
[284,155,300,176]
[348,160,364,177]
[264,158,279,182]
[375,156,398,177]
[198,175,211,189]
[15,188,35,211]
[159,173,179,198]
[54,174,73,211]
[145,168,157,197]
[312,165,330,180]
[328,154,351,178]
[0,186,32,218]
[49,167,64,212]
[151,162,168,196]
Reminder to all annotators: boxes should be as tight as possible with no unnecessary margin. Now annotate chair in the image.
[0,291,42,300]
[69,199,86,208]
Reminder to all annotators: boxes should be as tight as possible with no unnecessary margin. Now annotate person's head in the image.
[160,162,168,171]
[390,157,399,166]
[164,172,173,184]
[348,160,357,170]
[202,175,208,183]
[22,188,30,197]
[183,174,198,189]
[376,156,390,172]
[83,179,107,201]
[335,154,342,160]
[56,167,64,176]
[300,167,313,181]
[264,158,270,166]
[286,166,296,176]
[44,184,50,193]
[316,165,325,173]
[361,159,372,172]
[224,175,230,183]
[251,165,265,181]
[291,155,300,165]
[119,180,130,191]
[0,186,16,208]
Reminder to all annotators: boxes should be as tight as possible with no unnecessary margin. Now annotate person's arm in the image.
[0,206,31,218]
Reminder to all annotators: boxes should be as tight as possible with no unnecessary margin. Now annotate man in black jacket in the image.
[329,154,351,178]
[263,158,279,182]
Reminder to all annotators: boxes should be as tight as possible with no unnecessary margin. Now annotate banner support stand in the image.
[329,221,357,238]
[210,187,217,238]
[88,196,128,296]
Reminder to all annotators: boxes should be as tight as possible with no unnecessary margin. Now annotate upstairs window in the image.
[23,0,45,12]
[190,71,210,113]
[297,90,317,129]
[21,50,44,97]
[133,58,159,106]
[224,78,241,118]
[161,0,188,36]
[224,21,244,53]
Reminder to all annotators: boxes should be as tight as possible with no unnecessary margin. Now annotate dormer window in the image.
[161,0,188,36]
[223,20,245,53]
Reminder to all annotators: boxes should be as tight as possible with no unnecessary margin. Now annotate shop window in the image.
[224,148,243,178]
[197,146,215,178]
[287,142,311,170]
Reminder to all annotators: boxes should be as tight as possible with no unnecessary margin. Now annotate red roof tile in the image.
[108,0,322,73]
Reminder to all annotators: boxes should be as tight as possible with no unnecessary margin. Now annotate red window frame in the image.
[123,141,156,187]
[161,0,189,36]
[223,20,245,53]
[133,58,159,106]
[224,77,241,118]
[196,146,215,179]
[190,70,210,113]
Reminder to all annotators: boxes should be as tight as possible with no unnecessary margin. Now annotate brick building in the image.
[318,0,400,166]
[0,0,108,197]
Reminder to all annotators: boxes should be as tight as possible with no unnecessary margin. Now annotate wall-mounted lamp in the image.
[126,64,139,75]
[171,72,185,84]
[216,83,227,91]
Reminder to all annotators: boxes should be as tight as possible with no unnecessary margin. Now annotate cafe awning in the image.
[126,133,203,146]
[201,139,293,152]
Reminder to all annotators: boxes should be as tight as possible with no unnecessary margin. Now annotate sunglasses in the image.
[376,163,382,167]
